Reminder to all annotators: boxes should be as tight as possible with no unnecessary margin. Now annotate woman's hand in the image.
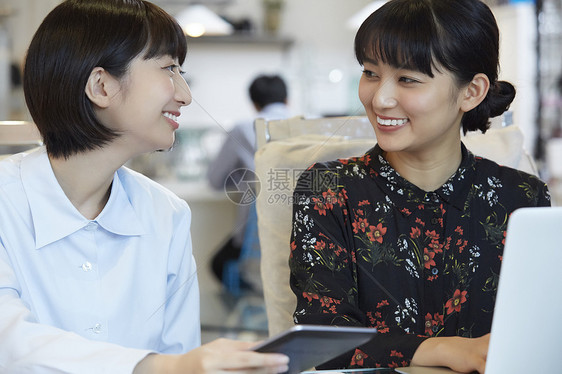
[134,338,289,374]
[411,333,490,373]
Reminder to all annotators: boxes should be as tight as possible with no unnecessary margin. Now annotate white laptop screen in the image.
[486,207,562,373]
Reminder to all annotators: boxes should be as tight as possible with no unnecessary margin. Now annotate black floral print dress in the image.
[289,143,550,369]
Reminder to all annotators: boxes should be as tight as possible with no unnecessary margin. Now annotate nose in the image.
[373,79,397,109]
[174,74,192,107]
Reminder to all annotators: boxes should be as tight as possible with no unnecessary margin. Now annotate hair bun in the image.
[488,80,516,118]
[462,80,516,133]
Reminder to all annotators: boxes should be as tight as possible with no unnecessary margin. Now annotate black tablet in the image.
[302,370,395,373]
[251,325,377,374]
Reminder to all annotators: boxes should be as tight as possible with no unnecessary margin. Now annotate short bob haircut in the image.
[23,0,187,159]
[355,0,515,134]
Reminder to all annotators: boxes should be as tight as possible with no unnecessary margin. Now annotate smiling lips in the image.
[377,115,408,127]
[163,112,179,129]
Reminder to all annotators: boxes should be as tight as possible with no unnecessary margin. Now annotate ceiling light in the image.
[175,4,234,37]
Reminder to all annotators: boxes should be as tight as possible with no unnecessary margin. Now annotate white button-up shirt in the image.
[0,148,200,373]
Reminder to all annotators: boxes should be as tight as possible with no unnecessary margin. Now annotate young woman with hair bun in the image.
[289,0,550,372]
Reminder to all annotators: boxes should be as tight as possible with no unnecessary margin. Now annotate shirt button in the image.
[81,262,92,272]
[431,218,439,225]
[93,323,102,334]
[85,222,98,231]
[432,268,439,275]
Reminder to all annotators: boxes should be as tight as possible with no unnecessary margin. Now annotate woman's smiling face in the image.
[359,60,466,157]
[100,55,192,156]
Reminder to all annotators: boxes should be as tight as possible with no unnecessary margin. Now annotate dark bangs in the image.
[142,2,187,65]
[355,0,447,78]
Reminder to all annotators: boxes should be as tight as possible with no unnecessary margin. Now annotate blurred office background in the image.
[1,0,561,341]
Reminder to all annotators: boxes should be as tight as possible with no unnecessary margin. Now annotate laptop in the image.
[397,207,562,374]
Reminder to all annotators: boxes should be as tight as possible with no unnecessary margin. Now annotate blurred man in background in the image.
[207,74,290,295]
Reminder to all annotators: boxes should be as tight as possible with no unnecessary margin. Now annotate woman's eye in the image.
[362,69,377,78]
[164,64,185,75]
[399,76,419,84]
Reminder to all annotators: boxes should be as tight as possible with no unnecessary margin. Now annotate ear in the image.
[85,67,120,108]
[460,73,490,113]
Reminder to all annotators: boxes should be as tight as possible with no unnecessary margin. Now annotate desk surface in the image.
[157,178,232,202]
[394,367,458,374]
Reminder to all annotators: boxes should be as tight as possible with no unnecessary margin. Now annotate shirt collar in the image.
[366,143,475,211]
[258,103,290,120]
[96,169,146,237]
[21,148,145,249]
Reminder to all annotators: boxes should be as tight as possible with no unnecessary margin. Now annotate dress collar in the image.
[21,148,145,249]
[365,143,475,211]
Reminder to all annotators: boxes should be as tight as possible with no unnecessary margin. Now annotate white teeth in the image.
[163,112,178,122]
[377,116,408,126]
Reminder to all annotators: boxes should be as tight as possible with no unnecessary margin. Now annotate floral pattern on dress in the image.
[289,144,550,369]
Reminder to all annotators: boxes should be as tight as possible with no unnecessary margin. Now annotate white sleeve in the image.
[0,242,152,374]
